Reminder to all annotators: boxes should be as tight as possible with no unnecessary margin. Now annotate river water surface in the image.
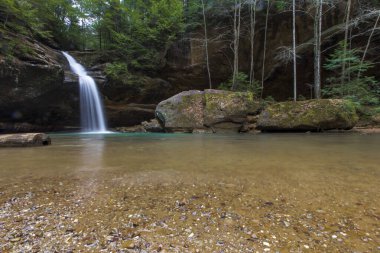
[0,133,379,252]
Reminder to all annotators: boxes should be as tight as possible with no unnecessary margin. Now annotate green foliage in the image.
[80,0,184,71]
[374,107,380,114]
[274,0,288,10]
[323,42,380,105]
[104,62,130,82]
[0,0,85,50]
[219,72,262,95]
[104,62,146,92]
[0,0,43,36]
[1,0,184,65]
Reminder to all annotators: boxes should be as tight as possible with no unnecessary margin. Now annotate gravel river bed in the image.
[0,133,379,252]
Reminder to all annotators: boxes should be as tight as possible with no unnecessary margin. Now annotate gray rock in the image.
[141,119,164,132]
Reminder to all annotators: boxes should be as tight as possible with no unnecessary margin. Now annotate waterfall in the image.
[62,52,107,133]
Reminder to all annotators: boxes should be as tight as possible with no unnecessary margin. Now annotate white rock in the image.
[263,241,271,247]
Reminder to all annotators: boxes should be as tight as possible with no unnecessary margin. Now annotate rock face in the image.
[257,99,359,131]
[0,133,51,147]
[155,90,261,133]
[107,104,156,128]
[0,33,79,131]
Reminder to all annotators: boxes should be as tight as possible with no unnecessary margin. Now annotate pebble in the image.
[122,241,135,249]
[263,241,271,247]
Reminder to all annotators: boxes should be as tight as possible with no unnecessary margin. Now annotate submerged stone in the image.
[257,99,359,131]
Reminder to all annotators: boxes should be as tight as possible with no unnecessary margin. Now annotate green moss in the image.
[258,99,359,131]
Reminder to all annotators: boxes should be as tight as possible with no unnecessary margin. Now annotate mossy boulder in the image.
[155,89,261,132]
[155,90,205,132]
[257,99,359,131]
[204,90,260,126]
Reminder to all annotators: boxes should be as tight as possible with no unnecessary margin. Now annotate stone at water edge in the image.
[257,99,359,131]
[141,119,164,132]
[155,90,205,132]
[0,133,51,147]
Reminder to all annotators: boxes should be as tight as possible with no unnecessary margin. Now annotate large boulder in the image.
[155,90,205,132]
[155,89,261,133]
[257,99,359,131]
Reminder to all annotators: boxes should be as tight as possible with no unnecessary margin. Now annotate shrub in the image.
[323,41,380,106]
[219,72,262,96]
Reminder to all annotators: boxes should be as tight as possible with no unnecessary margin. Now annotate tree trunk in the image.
[292,0,297,101]
[232,0,241,91]
[201,0,212,89]
[314,0,323,99]
[341,0,352,89]
[260,0,270,98]
[249,0,257,86]
[0,133,51,147]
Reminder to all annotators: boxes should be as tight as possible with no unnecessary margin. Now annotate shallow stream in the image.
[0,133,379,252]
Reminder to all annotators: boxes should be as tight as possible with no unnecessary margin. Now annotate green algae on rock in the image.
[257,99,359,131]
[203,90,260,126]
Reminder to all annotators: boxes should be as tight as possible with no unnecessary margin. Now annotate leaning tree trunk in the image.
[358,12,380,78]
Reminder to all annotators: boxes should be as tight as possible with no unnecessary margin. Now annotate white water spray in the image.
[62,52,107,133]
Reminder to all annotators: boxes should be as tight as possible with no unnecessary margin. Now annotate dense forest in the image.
[1,0,380,107]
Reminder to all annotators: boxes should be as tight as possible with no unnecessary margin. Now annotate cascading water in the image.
[62,52,107,133]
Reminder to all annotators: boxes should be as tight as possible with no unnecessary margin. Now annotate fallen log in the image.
[0,133,51,147]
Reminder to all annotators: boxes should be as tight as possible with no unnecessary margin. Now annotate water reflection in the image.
[75,135,106,198]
